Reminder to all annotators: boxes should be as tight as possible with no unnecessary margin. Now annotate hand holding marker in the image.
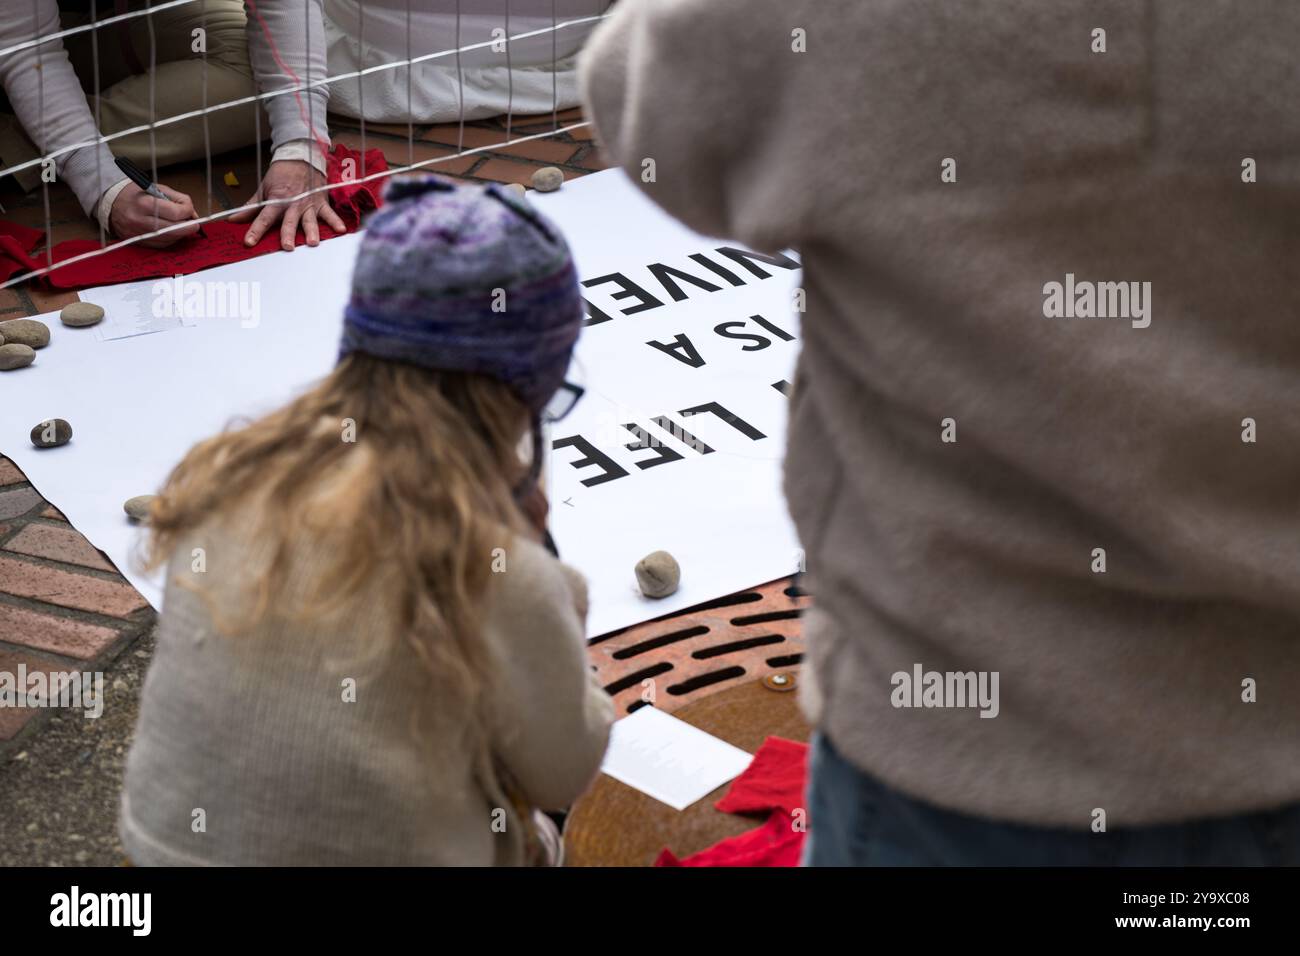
[114,157,168,201]
[111,157,201,247]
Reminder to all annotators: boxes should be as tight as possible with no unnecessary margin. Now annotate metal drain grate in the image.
[588,576,808,715]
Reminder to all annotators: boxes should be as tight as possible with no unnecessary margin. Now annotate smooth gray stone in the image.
[0,343,35,370]
[61,302,105,328]
[30,418,72,448]
[635,550,681,598]
[530,166,564,192]
[0,318,50,349]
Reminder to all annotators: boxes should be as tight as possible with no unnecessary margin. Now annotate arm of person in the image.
[486,539,614,811]
[234,0,344,250]
[579,0,812,253]
[0,0,199,246]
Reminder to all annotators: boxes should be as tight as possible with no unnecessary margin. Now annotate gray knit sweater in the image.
[582,0,1300,827]
[120,512,612,865]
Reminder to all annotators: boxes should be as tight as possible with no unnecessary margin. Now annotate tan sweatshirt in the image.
[120,510,612,865]
[581,0,1300,827]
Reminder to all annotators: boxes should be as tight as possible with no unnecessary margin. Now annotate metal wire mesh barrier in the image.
[0,0,612,289]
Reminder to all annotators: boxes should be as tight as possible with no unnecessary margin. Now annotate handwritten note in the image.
[600,706,753,811]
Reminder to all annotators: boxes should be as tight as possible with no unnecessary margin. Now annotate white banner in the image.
[532,172,803,634]
[0,170,803,637]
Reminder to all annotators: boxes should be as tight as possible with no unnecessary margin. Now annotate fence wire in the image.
[0,1,610,289]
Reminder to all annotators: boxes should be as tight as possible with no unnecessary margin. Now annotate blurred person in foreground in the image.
[581,0,1300,865]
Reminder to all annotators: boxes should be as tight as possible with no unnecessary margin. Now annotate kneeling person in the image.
[119,177,612,866]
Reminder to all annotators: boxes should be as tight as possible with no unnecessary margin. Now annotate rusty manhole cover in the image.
[587,575,808,716]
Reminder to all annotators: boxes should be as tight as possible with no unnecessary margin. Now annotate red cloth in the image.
[0,144,386,290]
[0,220,46,284]
[714,735,809,818]
[655,736,810,868]
[656,810,804,868]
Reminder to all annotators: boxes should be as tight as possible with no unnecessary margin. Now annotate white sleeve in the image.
[246,0,331,154]
[0,0,120,218]
[271,138,329,174]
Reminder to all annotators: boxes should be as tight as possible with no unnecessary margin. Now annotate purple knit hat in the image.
[338,175,583,415]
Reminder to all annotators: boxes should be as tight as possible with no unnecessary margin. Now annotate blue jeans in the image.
[803,733,1300,866]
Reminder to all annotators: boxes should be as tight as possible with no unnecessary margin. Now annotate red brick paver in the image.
[0,487,44,522]
[0,603,120,661]
[0,556,148,619]
[0,460,25,486]
[0,456,142,748]
[4,525,116,573]
[473,156,586,186]
[0,647,88,740]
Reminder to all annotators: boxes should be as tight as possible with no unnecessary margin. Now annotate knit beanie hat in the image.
[338,175,584,415]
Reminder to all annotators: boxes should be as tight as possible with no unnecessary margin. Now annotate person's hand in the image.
[109,183,200,248]
[230,159,347,251]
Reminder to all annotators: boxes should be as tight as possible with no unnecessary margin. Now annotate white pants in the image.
[321,0,612,122]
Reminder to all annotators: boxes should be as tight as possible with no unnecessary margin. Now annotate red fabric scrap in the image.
[0,220,45,284]
[0,144,386,290]
[655,736,810,868]
[714,734,809,818]
[655,810,804,868]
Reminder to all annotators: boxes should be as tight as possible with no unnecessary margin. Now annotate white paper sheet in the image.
[0,170,804,637]
[599,706,753,811]
[93,280,188,341]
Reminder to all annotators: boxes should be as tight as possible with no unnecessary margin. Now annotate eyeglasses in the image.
[542,358,586,423]
[543,380,585,423]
